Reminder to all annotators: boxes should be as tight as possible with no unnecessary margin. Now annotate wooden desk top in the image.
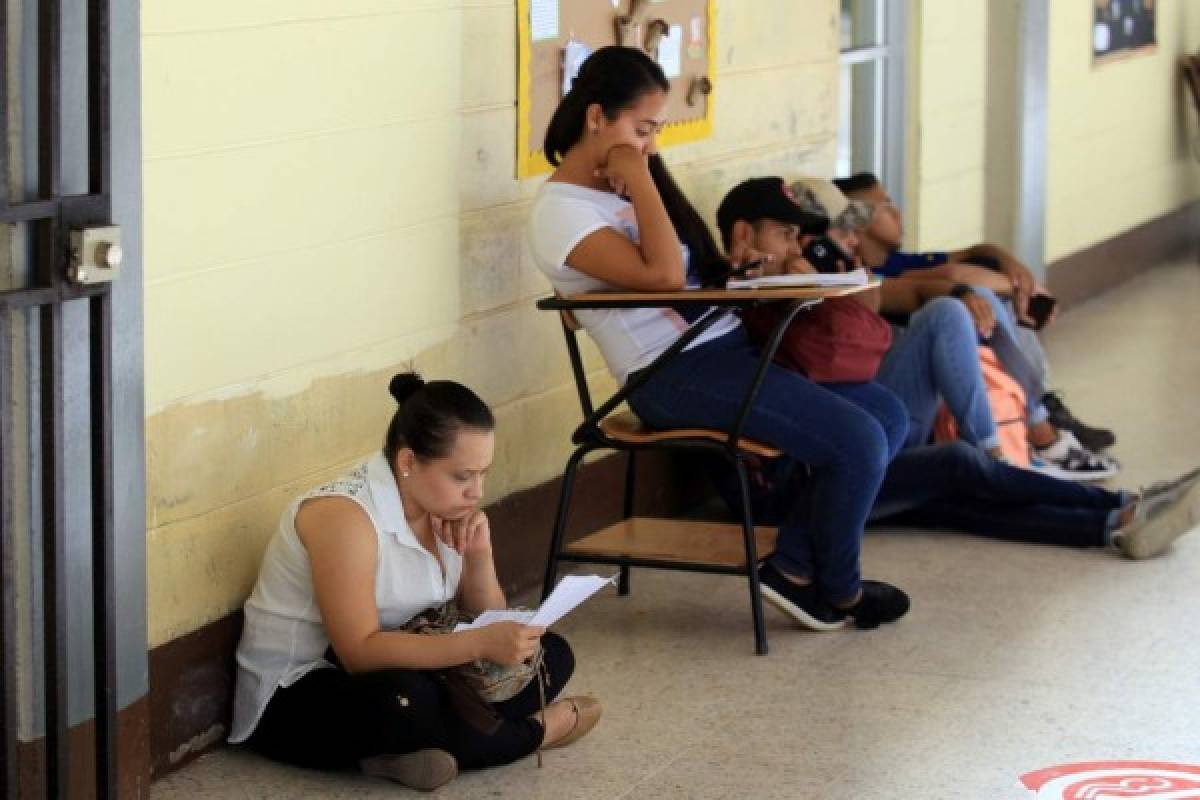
[537,281,877,309]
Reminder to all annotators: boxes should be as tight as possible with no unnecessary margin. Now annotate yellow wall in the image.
[142,1,843,648]
[910,0,1200,262]
[1045,0,1200,262]
[908,0,988,251]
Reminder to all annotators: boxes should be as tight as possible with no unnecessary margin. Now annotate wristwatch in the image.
[949,283,974,299]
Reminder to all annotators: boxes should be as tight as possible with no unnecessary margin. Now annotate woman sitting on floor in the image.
[229,374,599,791]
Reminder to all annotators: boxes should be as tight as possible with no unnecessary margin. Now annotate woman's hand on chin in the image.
[595,144,647,196]
[432,510,492,557]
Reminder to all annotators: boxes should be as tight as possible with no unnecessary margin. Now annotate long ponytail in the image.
[648,155,730,287]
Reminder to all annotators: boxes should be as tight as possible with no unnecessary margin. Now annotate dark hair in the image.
[383,373,494,463]
[647,155,730,287]
[543,46,670,167]
[832,172,880,196]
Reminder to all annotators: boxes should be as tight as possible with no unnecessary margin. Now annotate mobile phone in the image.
[728,257,765,279]
[802,236,851,274]
[703,257,765,287]
[1022,293,1057,330]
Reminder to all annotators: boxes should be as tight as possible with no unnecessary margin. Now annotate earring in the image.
[401,471,410,478]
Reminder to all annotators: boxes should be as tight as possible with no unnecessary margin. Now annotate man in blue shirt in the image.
[835,172,1117,456]
[834,174,1036,302]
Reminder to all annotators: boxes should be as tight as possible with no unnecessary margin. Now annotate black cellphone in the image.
[727,257,765,279]
[802,236,851,274]
[1022,293,1057,330]
[705,257,765,286]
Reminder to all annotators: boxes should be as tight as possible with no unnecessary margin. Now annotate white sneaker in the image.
[1031,430,1120,482]
[1137,465,1200,519]
[1118,467,1200,559]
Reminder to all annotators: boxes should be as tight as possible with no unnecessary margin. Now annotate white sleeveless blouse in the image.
[229,452,463,743]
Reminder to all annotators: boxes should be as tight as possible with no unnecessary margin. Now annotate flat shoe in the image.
[360,748,458,791]
[542,696,602,749]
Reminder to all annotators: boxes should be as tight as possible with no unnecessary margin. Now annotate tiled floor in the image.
[153,260,1200,799]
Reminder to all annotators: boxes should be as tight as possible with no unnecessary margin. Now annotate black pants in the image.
[245,632,574,771]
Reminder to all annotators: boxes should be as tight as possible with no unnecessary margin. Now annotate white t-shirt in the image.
[229,452,463,743]
[528,181,740,384]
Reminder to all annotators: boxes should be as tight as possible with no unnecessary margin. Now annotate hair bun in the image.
[388,372,424,404]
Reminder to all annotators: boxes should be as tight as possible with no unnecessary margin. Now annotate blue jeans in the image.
[1015,323,1051,387]
[869,442,1128,546]
[876,297,1000,450]
[628,327,908,605]
[974,288,1050,426]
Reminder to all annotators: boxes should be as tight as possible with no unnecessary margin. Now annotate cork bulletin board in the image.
[516,0,716,178]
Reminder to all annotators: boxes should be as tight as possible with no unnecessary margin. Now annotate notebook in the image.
[726,268,870,290]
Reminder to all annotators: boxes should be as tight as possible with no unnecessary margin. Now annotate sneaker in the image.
[1042,391,1116,451]
[1137,465,1200,520]
[1117,468,1200,559]
[1031,430,1120,481]
[845,580,911,630]
[758,562,846,631]
[360,749,458,791]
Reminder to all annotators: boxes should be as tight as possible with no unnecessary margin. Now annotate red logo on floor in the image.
[1021,762,1200,799]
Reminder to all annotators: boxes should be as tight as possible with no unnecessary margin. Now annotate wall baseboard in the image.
[147,449,710,780]
[1046,200,1200,308]
[17,695,150,799]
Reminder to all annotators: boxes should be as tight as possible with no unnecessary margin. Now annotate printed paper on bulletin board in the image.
[517,0,716,178]
[1092,0,1156,66]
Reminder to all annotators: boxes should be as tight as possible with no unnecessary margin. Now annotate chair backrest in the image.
[559,306,583,332]
[552,292,595,419]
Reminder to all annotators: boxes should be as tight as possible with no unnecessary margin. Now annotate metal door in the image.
[1,0,122,797]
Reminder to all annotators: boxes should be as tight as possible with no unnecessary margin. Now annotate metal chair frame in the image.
[536,296,815,655]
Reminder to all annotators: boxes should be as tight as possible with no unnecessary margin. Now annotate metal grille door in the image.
[1,0,120,797]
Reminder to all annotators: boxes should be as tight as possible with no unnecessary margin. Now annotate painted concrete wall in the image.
[982,0,1020,252]
[1044,0,1200,262]
[908,0,989,251]
[912,0,1200,262]
[142,1,843,648]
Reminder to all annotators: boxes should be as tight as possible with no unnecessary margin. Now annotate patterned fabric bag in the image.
[403,604,547,735]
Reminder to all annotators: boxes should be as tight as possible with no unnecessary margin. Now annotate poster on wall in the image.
[1092,0,1156,66]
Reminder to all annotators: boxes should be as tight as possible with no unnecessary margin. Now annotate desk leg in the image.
[618,451,637,596]
[733,454,769,656]
[544,445,589,602]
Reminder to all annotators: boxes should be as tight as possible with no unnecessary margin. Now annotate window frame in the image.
[838,0,908,212]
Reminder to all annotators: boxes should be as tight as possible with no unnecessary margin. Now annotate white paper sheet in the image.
[530,574,615,627]
[453,574,615,632]
[530,0,559,42]
[562,39,592,97]
[726,268,870,290]
[657,24,684,78]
